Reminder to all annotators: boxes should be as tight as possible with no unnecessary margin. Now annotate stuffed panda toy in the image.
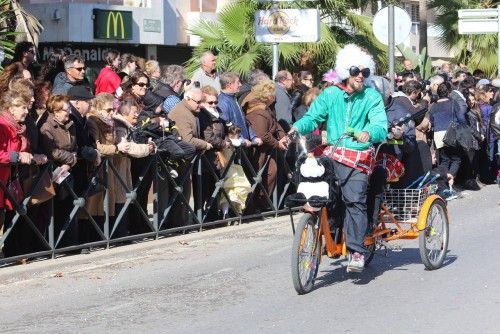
[285,155,337,208]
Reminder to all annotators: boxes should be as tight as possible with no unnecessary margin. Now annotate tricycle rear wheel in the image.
[418,198,449,270]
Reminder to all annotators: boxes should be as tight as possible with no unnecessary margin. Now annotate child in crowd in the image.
[219,125,251,218]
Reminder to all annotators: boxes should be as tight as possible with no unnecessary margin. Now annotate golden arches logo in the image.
[106,11,125,39]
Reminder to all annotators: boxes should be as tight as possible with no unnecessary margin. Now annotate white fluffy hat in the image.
[334,44,376,81]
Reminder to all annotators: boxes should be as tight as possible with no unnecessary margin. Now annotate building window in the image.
[402,2,419,22]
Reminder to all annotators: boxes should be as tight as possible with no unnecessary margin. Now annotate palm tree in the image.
[185,0,387,78]
[429,0,498,76]
[0,0,43,64]
[419,0,428,52]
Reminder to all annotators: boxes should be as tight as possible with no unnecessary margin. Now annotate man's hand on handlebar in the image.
[356,131,370,143]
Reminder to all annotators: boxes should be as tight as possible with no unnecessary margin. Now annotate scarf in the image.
[204,106,220,119]
[0,111,29,152]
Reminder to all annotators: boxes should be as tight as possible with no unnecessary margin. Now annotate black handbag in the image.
[443,103,475,150]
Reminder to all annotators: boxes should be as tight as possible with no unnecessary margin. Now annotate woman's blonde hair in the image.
[201,85,218,99]
[251,80,275,103]
[46,95,70,114]
[0,89,32,109]
[144,60,159,77]
[91,92,115,115]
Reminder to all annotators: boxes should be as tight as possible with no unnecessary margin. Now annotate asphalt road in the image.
[0,185,499,334]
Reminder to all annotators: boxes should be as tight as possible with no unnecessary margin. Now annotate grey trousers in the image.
[333,161,369,254]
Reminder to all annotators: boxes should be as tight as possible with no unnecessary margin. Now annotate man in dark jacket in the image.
[274,70,293,131]
[155,65,184,113]
[68,86,100,247]
[218,72,262,146]
[52,55,90,95]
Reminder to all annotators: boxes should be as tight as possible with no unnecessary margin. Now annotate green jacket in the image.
[293,85,388,150]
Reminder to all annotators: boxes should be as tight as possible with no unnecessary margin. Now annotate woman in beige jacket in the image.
[85,93,133,238]
[113,98,154,235]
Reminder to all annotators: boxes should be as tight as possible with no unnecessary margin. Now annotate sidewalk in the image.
[0,213,300,286]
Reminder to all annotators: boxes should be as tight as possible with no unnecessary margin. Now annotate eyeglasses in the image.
[206,100,218,105]
[135,82,149,87]
[189,97,202,104]
[72,67,85,72]
[349,66,371,78]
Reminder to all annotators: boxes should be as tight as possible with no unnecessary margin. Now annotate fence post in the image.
[196,156,203,231]
[48,193,55,258]
[103,159,110,248]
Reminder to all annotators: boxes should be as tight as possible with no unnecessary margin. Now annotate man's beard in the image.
[348,79,364,92]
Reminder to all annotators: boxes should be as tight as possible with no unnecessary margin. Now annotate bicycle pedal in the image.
[379,240,402,253]
[391,244,403,252]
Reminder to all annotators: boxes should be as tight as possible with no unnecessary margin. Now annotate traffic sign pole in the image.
[388,5,395,94]
[497,5,500,75]
[272,1,279,80]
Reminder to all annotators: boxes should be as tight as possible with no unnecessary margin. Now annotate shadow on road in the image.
[311,248,458,291]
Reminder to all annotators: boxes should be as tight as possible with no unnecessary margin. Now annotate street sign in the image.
[458,8,498,19]
[458,6,500,75]
[372,6,412,45]
[143,19,161,33]
[458,19,498,34]
[255,9,320,43]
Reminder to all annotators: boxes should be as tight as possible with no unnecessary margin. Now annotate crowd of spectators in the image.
[0,42,499,261]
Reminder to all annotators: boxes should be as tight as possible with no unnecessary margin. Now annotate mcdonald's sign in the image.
[93,9,132,40]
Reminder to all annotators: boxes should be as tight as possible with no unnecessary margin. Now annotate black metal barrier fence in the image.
[0,146,300,265]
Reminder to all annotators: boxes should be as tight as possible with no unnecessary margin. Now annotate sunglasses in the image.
[135,82,149,87]
[72,67,85,72]
[349,66,371,78]
[206,100,218,105]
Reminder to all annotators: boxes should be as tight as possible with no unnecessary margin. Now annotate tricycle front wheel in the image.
[291,213,322,294]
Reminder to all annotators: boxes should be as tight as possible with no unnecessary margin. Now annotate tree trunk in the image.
[418,0,427,53]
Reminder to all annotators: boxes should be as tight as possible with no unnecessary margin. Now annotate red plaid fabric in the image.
[375,153,405,182]
[322,146,375,174]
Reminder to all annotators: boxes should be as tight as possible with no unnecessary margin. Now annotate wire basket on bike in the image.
[382,187,430,222]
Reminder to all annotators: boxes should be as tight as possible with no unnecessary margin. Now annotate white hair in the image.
[184,88,202,100]
[429,75,444,86]
[334,44,376,81]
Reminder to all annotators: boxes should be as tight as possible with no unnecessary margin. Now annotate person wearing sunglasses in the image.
[168,87,213,227]
[290,70,315,122]
[52,54,90,95]
[120,71,150,109]
[288,44,388,273]
[197,85,230,219]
